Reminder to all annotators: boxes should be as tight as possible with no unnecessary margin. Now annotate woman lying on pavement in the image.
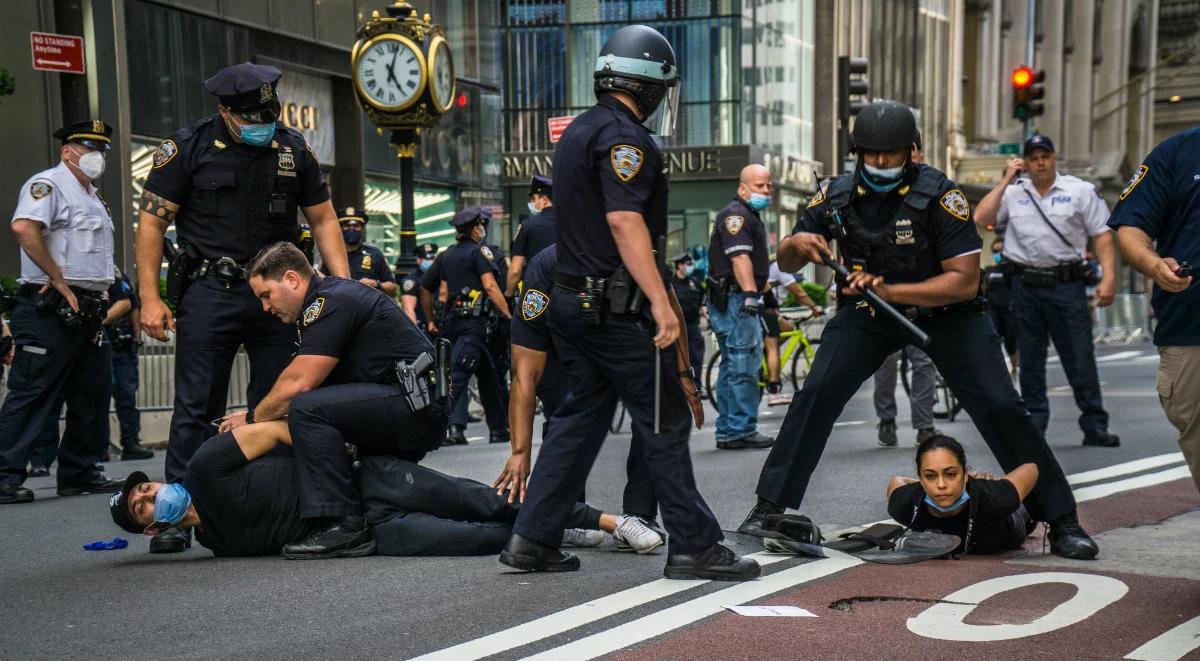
[886,433,1040,555]
[109,420,664,558]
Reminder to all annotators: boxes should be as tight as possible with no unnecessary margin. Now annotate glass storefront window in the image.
[363,180,458,265]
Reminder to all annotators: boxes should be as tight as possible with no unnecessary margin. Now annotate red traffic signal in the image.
[1011,66,1045,120]
[1011,65,1034,88]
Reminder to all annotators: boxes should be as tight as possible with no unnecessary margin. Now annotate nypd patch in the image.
[303,297,325,326]
[521,289,549,321]
[939,189,970,222]
[480,246,494,261]
[806,186,826,209]
[29,181,52,200]
[1120,165,1148,201]
[725,215,744,235]
[153,140,178,169]
[610,145,644,182]
[403,279,415,293]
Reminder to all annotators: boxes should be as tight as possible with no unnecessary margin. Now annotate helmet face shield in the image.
[653,81,681,138]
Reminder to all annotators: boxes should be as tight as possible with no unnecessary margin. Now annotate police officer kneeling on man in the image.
[215,242,445,558]
[319,206,396,297]
[738,100,1099,560]
[501,25,757,580]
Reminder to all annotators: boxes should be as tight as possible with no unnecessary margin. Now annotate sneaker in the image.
[767,391,792,406]
[613,515,666,554]
[281,516,377,560]
[877,420,898,447]
[561,528,607,547]
[57,475,122,496]
[915,427,943,445]
[717,432,775,450]
[736,497,785,537]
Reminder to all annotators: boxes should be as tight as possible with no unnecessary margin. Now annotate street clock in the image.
[426,34,455,113]
[354,33,427,112]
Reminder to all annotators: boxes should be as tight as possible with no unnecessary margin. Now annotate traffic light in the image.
[838,56,869,162]
[1011,65,1045,120]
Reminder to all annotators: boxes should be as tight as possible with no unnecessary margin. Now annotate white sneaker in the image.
[767,392,792,406]
[561,528,607,547]
[613,515,666,554]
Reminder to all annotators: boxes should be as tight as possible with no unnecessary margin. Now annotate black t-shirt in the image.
[511,244,556,352]
[887,478,1021,553]
[297,276,432,386]
[553,95,669,277]
[320,244,395,285]
[708,197,770,291]
[421,240,498,296]
[184,433,318,557]
[512,207,557,260]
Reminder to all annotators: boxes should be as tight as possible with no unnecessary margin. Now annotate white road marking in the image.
[1073,466,1192,503]
[1125,614,1200,661]
[518,556,862,661]
[833,420,865,427]
[1067,453,1184,486]
[467,436,486,442]
[1096,350,1146,363]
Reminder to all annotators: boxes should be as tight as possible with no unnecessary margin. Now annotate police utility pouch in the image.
[706,276,729,312]
[1019,266,1059,288]
[578,277,606,326]
[605,265,646,316]
[396,352,435,413]
[164,238,201,307]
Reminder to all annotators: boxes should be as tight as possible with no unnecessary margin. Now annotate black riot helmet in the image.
[850,100,919,153]
[593,25,681,137]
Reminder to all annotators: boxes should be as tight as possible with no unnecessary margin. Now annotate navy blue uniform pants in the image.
[111,348,140,444]
[361,456,602,555]
[288,382,448,519]
[445,318,507,431]
[0,296,111,486]
[28,398,64,470]
[513,288,722,553]
[686,321,704,387]
[166,276,294,482]
[1010,278,1108,435]
[755,303,1078,524]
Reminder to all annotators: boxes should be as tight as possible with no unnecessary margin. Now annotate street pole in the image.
[1024,0,1035,139]
[392,127,418,278]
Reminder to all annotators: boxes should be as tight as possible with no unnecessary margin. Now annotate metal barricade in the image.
[135,337,251,411]
[1092,293,1150,344]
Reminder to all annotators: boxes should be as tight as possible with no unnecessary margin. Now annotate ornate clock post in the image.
[352,1,456,276]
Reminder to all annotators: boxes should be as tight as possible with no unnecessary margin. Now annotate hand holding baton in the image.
[822,253,932,348]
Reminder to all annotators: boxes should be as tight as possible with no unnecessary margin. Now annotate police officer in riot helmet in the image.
[500,25,758,581]
[738,100,1099,560]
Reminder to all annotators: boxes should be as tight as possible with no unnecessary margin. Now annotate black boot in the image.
[149,527,192,553]
[57,474,122,496]
[281,516,376,560]
[736,497,785,537]
[717,432,775,450]
[664,543,761,581]
[0,483,34,504]
[443,425,467,447]
[1048,516,1099,560]
[121,439,154,461]
[489,428,510,444]
[499,534,580,572]
[1082,430,1120,448]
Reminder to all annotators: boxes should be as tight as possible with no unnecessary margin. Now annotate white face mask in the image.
[69,147,106,180]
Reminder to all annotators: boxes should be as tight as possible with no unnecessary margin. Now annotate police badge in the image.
[260,83,273,104]
[361,254,372,270]
[480,246,494,261]
[521,289,549,321]
[725,215,744,235]
[610,145,644,182]
[303,297,325,326]
[1120,165,1148,200]
[894,219,915,245]
[152,140,178,169]
[278,152,295,171]
[938,189,970,222]
[29,181,52,200]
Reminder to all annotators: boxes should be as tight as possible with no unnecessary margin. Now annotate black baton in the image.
[822,255,931,348]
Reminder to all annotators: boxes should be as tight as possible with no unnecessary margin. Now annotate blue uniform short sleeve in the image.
[597,128,656,214]
[473,245,499,278]
[370,247,395,283]
[142,136,191,205]
[296,138,330,208]
[793,191,832,239]
[1108,135,1178,239]
[511,223,530,258]
[930,187,983,260]
[715,207,755,257]
[297,294,357,359]
[510,245,555,351]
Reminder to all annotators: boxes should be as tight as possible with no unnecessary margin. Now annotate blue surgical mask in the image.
[993,253,1002,264]
[747,193,771,211]
[418,259,432,272]
[153,483,193,527]
[527,202,540,215]
[684,265,695,277]
[239,122,276,147]
[342,228,363,245]
[860,162,905,193]
[478,228,487,243]
[924,490,970,513]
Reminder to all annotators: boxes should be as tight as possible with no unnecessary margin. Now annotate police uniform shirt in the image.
[553,95,668,277]
[296,276,432,386]
[511,207,557,260]
[488,243,509,289]
[422,241,498,297]
[11,161,115,291]
[797,165,982,285]
[671,273,704,324]
[320,244,395,284]
[708,197,770,291]
[143,115,330,262]
[1108,126,1200,345]
[996,174,1111,267]
[511,245,556,352]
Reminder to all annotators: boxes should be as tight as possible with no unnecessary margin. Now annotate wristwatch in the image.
[244,408,255,424]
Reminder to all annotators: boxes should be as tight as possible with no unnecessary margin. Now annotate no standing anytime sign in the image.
[30,32,86,75]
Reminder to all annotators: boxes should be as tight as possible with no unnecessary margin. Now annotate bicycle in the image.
[705,308,820,406]
[898,348,962,422]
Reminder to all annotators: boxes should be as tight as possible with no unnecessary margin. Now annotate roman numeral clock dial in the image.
[354,34,426,111]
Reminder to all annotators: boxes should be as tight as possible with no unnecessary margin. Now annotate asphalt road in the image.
[0,342,1187,660]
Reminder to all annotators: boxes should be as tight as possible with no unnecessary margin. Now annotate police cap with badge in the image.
[1023,133,1055,156]
[53,119,112,151]
[414,242,438,259]
[204,61,282,123]
[528,175,552,198]
[338,206,369,225]
[672,252,693,265]
[450,206,491,231]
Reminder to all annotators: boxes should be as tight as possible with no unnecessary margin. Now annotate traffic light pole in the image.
[1024,0,1035,139]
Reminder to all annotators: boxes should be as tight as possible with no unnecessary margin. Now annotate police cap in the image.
[671,252,693,265]
[337,206,369,224]
[204,62,282,122]
[414,242,439,259]
[850,99,918,153]
[53,119,112,151]
[529,175,553,198]
[450,206,491,230]
[1023,133,1055,156]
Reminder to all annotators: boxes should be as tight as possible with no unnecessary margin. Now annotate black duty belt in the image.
[554,272,608,292]
[1011,261,1082,279]
[200,256,248,284]
[899,298,984,320]
[18,283,105,298]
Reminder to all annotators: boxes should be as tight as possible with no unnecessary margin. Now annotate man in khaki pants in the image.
[1107,127,1200,492]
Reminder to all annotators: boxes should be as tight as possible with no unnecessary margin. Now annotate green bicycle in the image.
[705,308,821,405]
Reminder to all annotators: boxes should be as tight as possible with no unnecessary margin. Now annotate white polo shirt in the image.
[996,173,1110,268]
[11,161,115,291]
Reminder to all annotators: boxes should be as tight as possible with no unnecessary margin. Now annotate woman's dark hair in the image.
[915,433,967,471]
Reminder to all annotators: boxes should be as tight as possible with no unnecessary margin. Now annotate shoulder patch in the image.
[610,145,644,182]
[938,189,970,221]
[521,289,549,321]
[725,215,745,235]
[806,186,826,209]
[1119,164,1148,201]
[480,245,494,261]
[403,279,415,293]
[302,297,325,326]
[29,180,52,200]
[152,140,178,169]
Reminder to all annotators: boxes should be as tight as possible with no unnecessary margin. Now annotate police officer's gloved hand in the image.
[738,296,762,317]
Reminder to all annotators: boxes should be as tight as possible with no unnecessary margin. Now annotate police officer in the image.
[319,207,396,297]
[0,120,122,504]
[706,164,774,450]
[974,134,1119,447]
[421,207,511,446]
[670,252,705,392]
[135,62,348,551]
[400,243,438,326]
[737,100,1098,560]
[219,242,442,558]
[105,268,153,460]
[506,176,558,297]
[501,25,757,581]
[482,239,513,427]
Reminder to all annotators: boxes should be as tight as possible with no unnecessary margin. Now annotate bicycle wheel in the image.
[705,349,721,404]
[788,339,815,391]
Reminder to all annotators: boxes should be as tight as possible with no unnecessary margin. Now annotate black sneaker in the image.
[121,440,155,460]
[28,466,50,478]
[717,432,775,450]
[877,420,898,447]
[149,527,192,553]
[281,516,377,560]
[0,483,34,504]
[736,498,785,537]
[664,543,760,581]
[1048,517,1099,560]
[57,475,122,496]
[443,425,467,447]
[1082,430,1120,448]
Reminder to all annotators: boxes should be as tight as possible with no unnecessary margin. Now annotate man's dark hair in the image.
[246,242,315,281]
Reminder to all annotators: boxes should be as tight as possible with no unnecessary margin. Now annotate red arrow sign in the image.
[30,32,86,74]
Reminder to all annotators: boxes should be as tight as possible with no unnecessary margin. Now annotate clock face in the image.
[428,37,455,112]
[356,35,426,111]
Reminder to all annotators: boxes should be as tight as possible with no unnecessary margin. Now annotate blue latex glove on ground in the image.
[83,538,128,551]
